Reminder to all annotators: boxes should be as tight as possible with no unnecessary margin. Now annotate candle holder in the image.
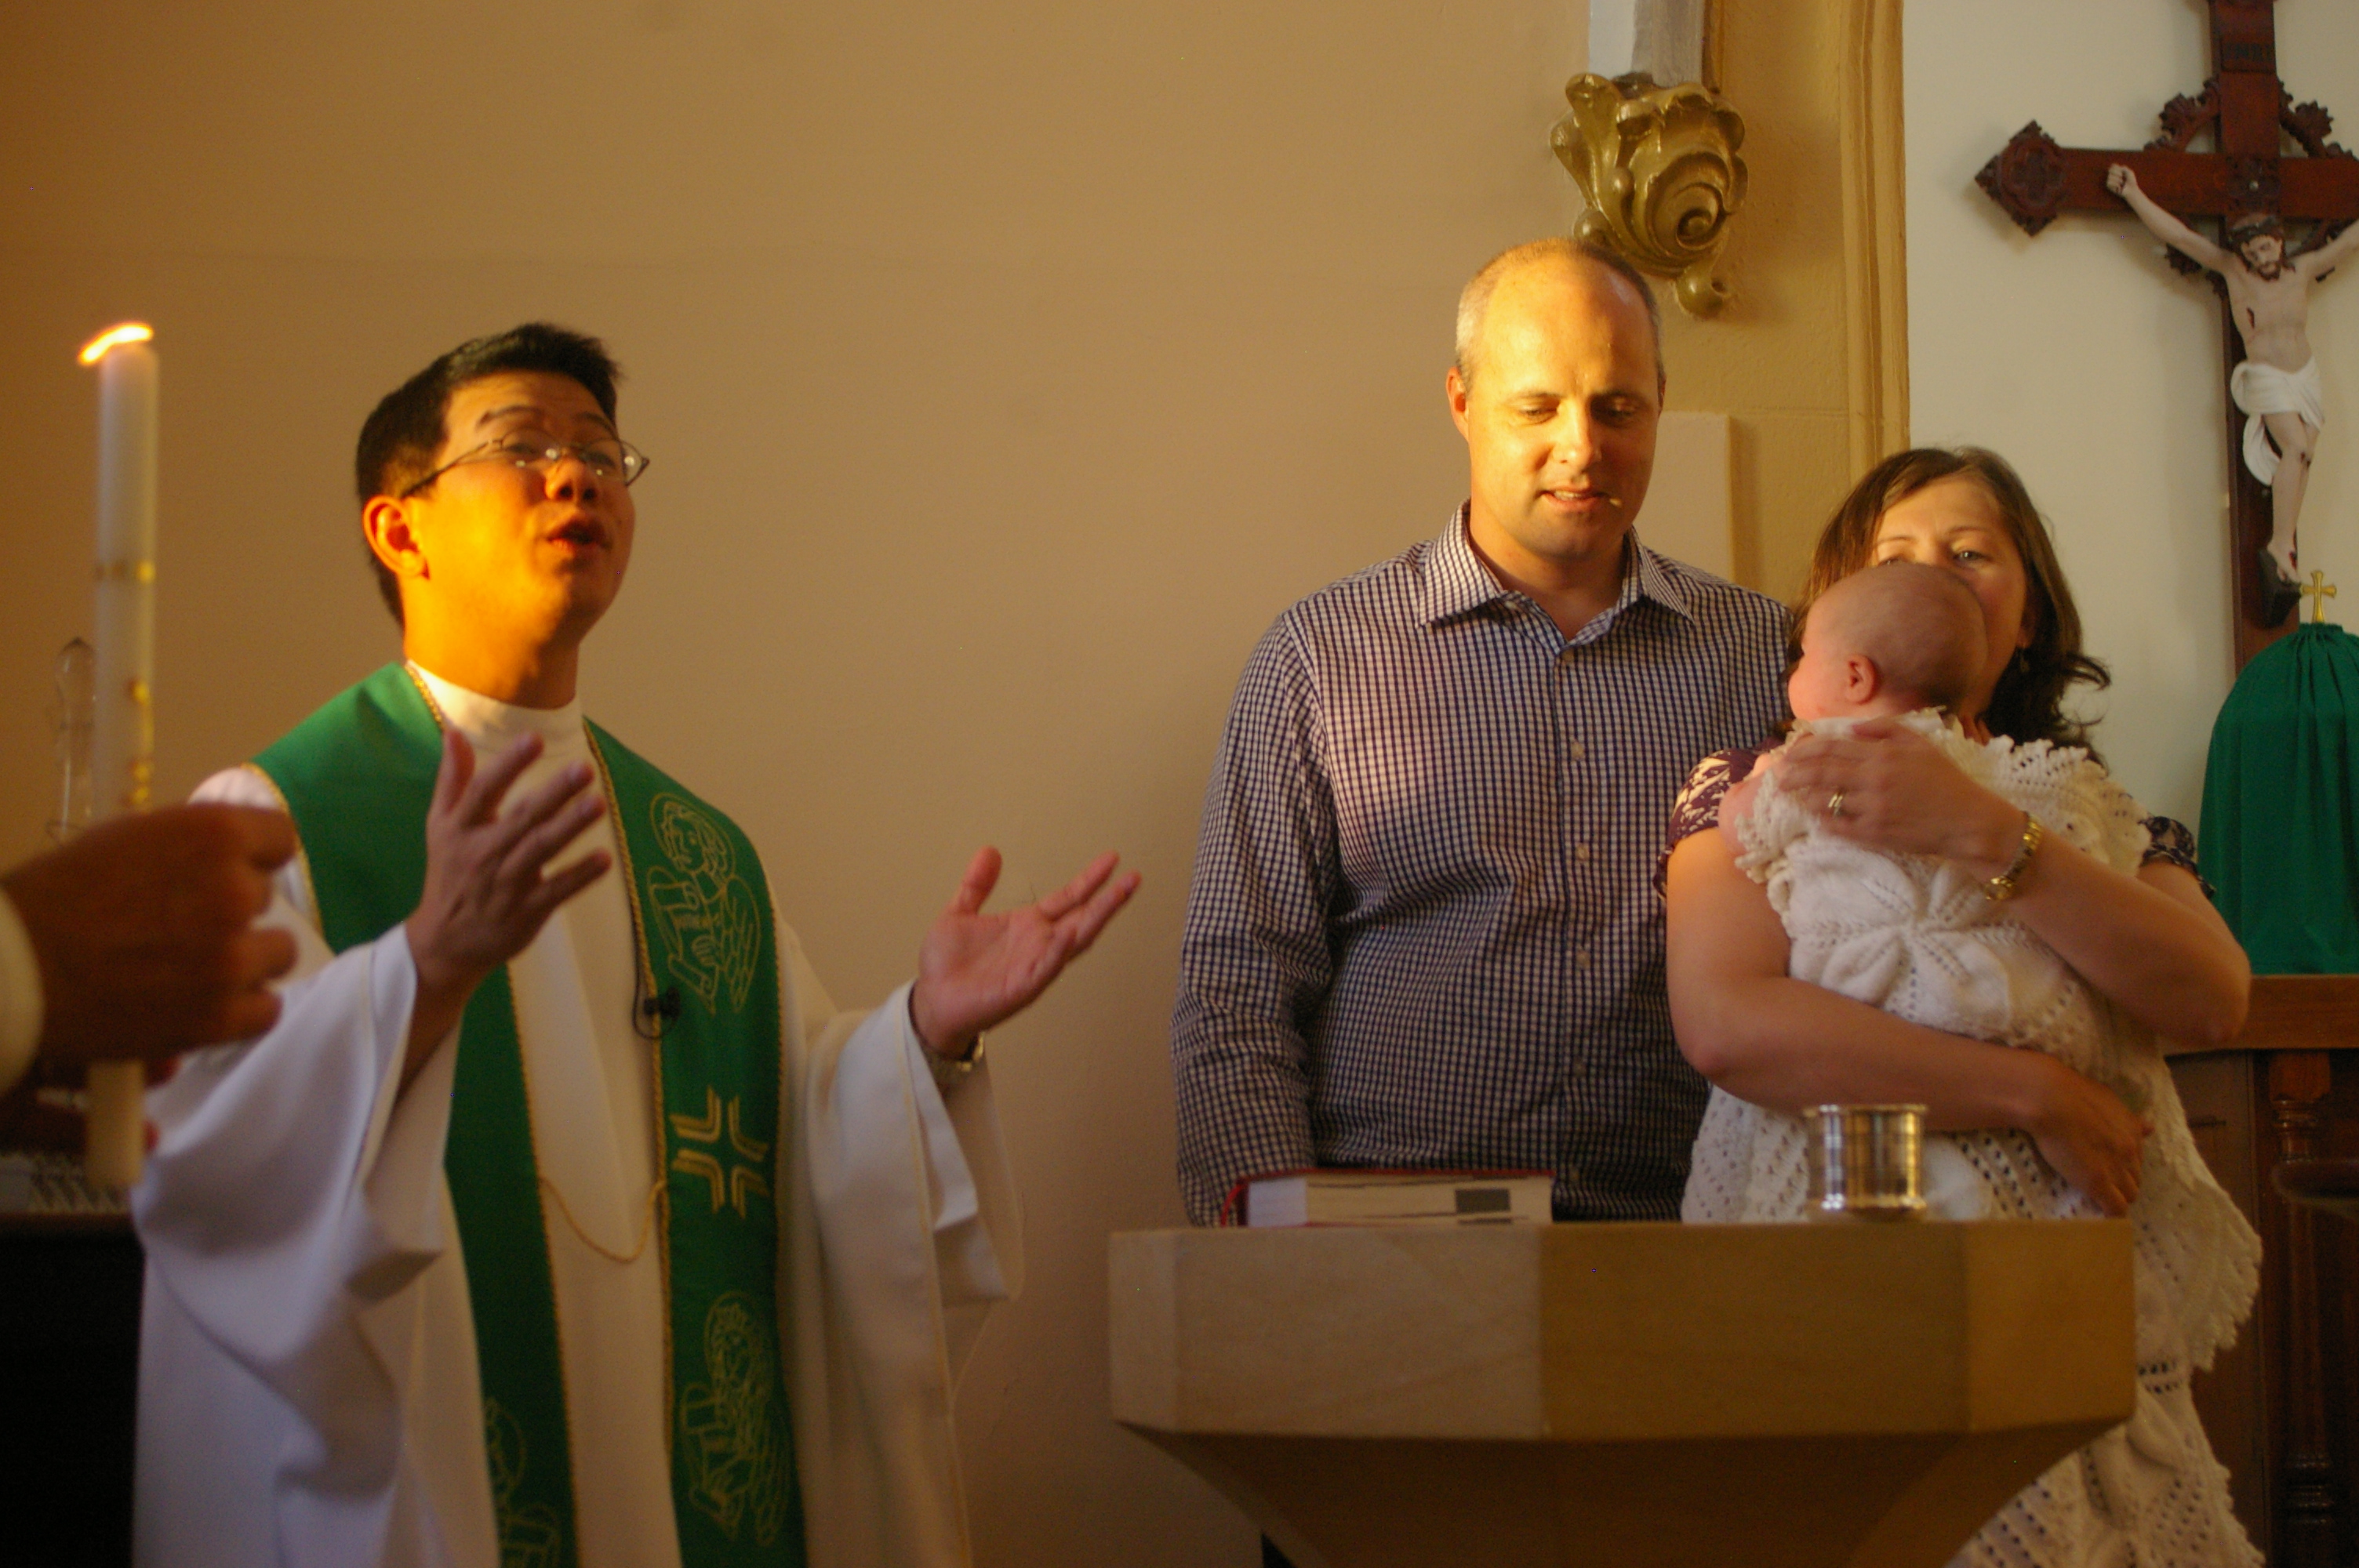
[49,638,94,845]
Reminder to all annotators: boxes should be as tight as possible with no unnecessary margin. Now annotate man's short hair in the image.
[354,323,624,623]
[1805,561,1986,715]
[1453,236,1665,394]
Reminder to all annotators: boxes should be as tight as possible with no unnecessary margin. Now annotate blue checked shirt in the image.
[1172,509,1788,1223]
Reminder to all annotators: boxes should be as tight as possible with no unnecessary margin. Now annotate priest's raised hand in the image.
[400,725,610,1085]
[908,845,1140,1061]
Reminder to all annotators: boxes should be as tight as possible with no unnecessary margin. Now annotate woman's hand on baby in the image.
[2020,1055,2148,1215]
[1776,720,2023,876]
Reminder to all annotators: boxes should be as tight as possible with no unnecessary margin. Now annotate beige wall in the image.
[0,3,1590,1562]
[1655,1,1863,600]
[1907,0,2359,827]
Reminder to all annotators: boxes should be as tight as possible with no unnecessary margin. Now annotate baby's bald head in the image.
[1790,562,1986,721]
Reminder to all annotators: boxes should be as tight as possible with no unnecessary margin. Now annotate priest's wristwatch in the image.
[925,1034,984,1092]
[908,990,984,1090]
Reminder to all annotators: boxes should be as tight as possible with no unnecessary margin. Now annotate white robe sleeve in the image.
[133,766,464,1560]
[907,1032,1019,1321]
[771,896,1021,1568]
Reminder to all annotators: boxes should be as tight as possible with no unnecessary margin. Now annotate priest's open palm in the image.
[401,728,610,1085]
[909,847,1140,1059]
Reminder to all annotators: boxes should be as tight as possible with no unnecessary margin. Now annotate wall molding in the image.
[1838,0,1910,472]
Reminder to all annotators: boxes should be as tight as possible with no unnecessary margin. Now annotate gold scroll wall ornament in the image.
[1550,73,1748,317]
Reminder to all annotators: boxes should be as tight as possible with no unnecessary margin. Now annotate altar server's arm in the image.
[0,804,295,1099]
[1171,624,1336,1225]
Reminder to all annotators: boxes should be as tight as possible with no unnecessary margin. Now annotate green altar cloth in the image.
[2200,622,2359,973]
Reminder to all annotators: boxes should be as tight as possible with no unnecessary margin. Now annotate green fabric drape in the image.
[2200,622,2359,973]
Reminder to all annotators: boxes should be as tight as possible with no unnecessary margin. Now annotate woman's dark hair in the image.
[354,323,623,623]
[1796,446,2110,752]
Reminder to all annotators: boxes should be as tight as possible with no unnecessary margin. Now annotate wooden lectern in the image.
[1110,1221,2132,1568]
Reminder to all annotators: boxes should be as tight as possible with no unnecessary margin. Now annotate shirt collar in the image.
[409,661,587,758]
[1416,506,1516,625]
[1630,535,1697,623]
[1418,504,1698,629]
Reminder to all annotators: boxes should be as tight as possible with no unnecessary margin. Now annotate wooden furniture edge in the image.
[1838,0,1909,475]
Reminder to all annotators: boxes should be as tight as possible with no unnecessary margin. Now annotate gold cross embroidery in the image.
[2303,571,2339,625]
[670,1087,773,1217]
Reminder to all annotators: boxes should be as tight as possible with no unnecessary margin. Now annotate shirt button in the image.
[1575,949,1592,971]
[1575,843,1591,862]
[1568,740,1587,761]
[1557,648,1576,666]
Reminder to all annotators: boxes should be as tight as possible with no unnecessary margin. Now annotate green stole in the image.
[254,663,805,1568]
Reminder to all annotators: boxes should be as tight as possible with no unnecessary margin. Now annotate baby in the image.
[1713,560,1985,830]
[1684,562,2262,1567]
[1692,562,2189,1197]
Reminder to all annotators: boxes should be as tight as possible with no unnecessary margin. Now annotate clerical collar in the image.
[408,662,586,755]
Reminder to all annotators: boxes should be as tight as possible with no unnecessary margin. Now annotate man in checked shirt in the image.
[1173,236,1788,1225]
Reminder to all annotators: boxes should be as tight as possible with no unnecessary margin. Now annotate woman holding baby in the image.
[1662,446,2262,1566]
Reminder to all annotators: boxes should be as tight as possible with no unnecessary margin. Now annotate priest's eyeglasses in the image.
[402,433,651,496]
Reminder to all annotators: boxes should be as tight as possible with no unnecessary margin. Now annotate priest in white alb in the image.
[132,323,1136,1568]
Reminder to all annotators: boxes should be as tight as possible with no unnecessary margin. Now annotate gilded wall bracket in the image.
[1550,73,1748,317]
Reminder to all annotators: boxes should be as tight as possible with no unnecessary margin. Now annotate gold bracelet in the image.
[1982,813,2044,902]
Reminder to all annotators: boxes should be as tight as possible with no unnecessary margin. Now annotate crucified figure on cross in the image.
[2110,163,2359,600]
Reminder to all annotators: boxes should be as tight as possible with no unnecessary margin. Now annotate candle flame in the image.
[78,322,154,365]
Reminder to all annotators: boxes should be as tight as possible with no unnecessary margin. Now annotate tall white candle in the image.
[79,321,158,1190]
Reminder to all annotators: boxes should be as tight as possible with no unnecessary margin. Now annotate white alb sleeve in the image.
[133,768,460,1501]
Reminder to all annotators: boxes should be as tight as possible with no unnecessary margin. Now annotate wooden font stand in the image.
[1111,1221,2134,1568]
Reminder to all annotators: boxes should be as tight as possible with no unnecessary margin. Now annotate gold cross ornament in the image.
[2303,571,2339,625]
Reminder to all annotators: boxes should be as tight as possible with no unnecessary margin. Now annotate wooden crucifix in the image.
[1976,0,2359,670]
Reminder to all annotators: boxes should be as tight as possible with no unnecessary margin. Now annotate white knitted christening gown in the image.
[1681,711,2262,1568]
